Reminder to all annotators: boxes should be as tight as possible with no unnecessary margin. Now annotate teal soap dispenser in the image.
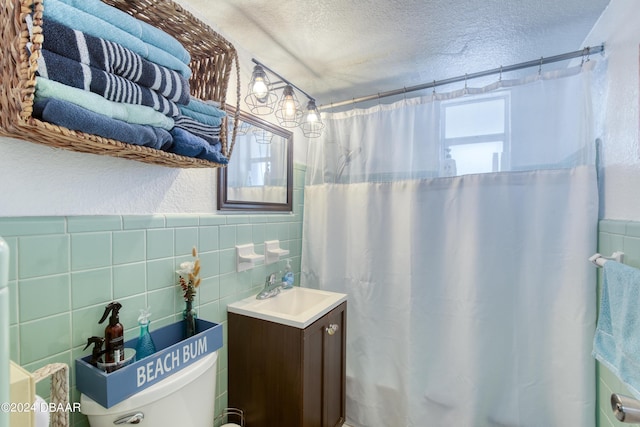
[282,259,294,289]
[135,307,156,361]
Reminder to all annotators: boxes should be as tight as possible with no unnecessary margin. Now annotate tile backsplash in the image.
[1,165,305,427]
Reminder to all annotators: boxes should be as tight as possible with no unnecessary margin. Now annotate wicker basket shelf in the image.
[0,0,240,168]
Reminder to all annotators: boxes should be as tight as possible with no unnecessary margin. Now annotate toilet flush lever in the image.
[114,412,144,424]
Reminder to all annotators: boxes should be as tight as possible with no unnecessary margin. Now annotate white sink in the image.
[227,287,347,328]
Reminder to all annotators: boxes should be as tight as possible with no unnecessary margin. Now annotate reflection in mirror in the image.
[217,108,293,211]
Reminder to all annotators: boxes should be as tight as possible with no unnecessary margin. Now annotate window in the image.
[440,94,510,176]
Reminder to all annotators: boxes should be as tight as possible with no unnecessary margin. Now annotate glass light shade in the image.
[275,85,302,128]
[245,65,277,115]
[301,99,325,138]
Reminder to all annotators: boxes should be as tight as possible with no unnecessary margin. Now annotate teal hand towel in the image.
[593,260,640,398]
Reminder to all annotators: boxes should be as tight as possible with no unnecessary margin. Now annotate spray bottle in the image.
[99,302,124,363]
[83,336,105,367]
[135,307,156,360]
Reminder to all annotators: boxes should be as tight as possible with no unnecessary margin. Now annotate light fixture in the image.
[275,85,302,128]
[245,65,278,115]
[245,58,324,137]
[252,127,274,144]
[300,99,324,138]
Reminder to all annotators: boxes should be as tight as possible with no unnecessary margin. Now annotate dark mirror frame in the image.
[217,108,293,211]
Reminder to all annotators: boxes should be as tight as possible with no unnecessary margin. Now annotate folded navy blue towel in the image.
[39,18,190,105]
[37,48,179,117]
[169,128,228,164]
[173,115,221,145]
[33,97,173,151]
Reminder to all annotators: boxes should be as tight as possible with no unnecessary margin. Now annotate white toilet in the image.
[81,351,218,426]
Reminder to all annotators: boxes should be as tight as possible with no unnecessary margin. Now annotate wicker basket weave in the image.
[0,0,240,168]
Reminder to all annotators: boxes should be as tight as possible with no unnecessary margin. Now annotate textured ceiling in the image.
[177,0,610,108]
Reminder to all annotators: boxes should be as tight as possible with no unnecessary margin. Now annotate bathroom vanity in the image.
[228,287,347,427]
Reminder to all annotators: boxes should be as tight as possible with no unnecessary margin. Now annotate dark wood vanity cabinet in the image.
[228,302,346,427]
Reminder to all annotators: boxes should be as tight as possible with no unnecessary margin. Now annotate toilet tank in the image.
[81,351,218,427]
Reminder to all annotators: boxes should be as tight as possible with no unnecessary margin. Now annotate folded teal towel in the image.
[184,97,227,118]
[178,106,223,127]
[43,0,191,78]
[593,261,640,398]
[56,0,190,64]
[35,77,175,130]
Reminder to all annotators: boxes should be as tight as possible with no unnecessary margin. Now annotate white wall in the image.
[583,0,640,220]
[0,54,308,217]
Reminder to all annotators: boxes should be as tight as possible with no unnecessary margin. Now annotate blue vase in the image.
[135,320,156,360]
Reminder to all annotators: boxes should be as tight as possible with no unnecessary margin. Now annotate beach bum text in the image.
[1,401,81,413]
[136,335,208,388]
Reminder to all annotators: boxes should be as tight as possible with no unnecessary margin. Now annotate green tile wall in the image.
[1,165,305,427]
[597,220,640,427]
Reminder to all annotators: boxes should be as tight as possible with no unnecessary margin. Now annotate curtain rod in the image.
[319,44,604,110]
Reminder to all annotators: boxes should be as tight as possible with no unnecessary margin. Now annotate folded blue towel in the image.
[173,115,221,145]
[37,49,179,116]
[56,0,190,64]
[593,261,640,398]
[38,18,189,104]
[33,97,173,150]
[169,128,227,164]
[43,0,192,78]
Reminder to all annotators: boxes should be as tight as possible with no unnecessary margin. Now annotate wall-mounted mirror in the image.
[217,108,293,211]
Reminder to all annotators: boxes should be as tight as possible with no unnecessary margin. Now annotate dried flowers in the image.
[177,246,201,302]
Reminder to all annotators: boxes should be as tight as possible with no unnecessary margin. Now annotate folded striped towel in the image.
[33,97,173,150]
[37,48,179,117]
[56,0,190,64]
[38,18,189,105]
[35,77,175,130]
[43,0,192,78]
[173,115,221,145]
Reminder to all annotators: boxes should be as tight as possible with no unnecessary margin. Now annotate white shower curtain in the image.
[301,63,600,427]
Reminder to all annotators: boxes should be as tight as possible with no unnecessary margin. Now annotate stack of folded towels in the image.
[28,0,228,164]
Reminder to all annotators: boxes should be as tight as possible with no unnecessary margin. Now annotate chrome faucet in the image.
[256,273,281,299]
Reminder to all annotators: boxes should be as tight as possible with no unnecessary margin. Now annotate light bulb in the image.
[306,110,318,123]
[284,96,296,118]
[252,78,269,102]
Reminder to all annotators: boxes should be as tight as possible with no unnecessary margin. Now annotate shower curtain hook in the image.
[581,47,591,66]
[464,73,468,91]
[538,57,543,76]
[499,66,503,82]
[432,80,436,95]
